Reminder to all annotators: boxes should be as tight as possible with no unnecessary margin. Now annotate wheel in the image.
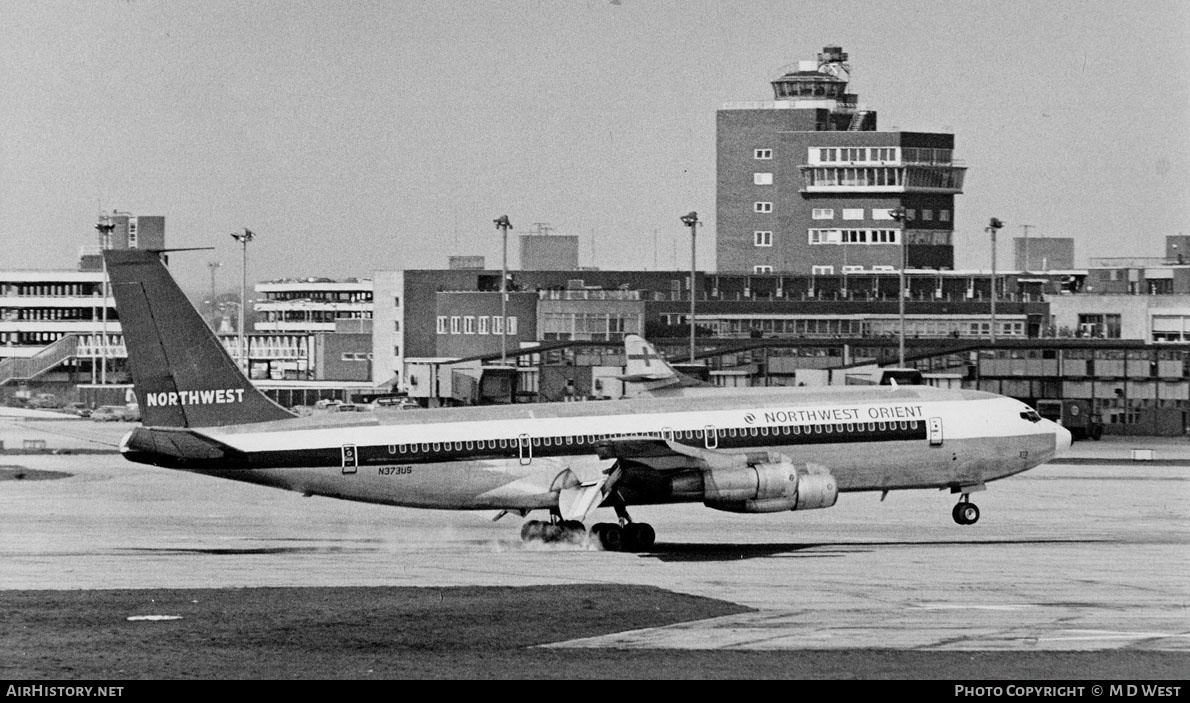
[952,502,979,525]
[560,520,586,544]
[520,520,546,542]
[591,522,623,551]
[622,522,656,551]
[540,523,564,543]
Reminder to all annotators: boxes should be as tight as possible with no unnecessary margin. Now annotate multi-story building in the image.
[221,276,375,385]
[369,266,1062,394]
[716,46,965,275]
[0,211,164,397]
[0,266,121,391]
[254,277,373,333]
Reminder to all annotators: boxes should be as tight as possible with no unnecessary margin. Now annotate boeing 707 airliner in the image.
[105,249,1071,551]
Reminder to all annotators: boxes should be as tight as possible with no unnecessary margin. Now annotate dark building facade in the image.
[716,46,964,275]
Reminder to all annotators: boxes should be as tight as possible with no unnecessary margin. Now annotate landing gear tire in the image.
[559,520,586,544]
[952,501,980,525]
[522,519,587,545]
[520,520,547,542]
[590,522,624,551]
[622,522,656,551]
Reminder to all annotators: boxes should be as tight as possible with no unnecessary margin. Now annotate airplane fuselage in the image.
[121,384,1068,513]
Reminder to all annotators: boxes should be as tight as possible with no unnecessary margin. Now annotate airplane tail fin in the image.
[619,334,712,395]
[621,334,679,382]
[104,249,296,428]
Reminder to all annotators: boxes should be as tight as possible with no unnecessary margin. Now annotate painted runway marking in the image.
[915,603,1037,611]
[1041,630,1190,642]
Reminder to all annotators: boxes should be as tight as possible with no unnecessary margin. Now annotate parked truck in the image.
[1035,399,1102,441]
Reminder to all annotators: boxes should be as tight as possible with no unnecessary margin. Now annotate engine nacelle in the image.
[703,460,838,514]
[792,473,839,510]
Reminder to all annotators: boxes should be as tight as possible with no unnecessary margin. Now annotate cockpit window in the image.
[1020,409,1042,423]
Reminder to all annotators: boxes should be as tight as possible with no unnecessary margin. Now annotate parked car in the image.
[26,393,61,409]
[371,397,419,410]
[62,402,92,418]
[334,403,370,413]
[91,404,138,422]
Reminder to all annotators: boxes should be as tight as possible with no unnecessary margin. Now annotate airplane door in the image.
[518,434,532,466]
[928,417,944,447]
[341,444,358,474]
[704,425,718,449]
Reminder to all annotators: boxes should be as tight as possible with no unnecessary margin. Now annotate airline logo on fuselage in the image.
[146,389,246,407]
[754,404,924,425]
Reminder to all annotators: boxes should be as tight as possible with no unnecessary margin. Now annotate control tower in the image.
[716,45,965,275]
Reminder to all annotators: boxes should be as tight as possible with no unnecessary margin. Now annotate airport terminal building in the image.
[3,46,1188,434]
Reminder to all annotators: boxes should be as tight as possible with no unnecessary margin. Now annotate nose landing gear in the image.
[952,497,980,525]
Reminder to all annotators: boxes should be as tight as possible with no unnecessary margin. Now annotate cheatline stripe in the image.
[229,421,931,469]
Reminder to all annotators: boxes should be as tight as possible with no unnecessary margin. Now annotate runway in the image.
[2,419,1187,666]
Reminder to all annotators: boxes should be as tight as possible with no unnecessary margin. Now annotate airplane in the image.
[105,248,1072,551]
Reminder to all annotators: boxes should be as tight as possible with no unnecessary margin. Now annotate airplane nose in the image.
[1055,424,1073,454]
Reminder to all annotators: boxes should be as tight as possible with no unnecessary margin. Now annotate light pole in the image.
[230,228,255,373]
[94,217,116,385]
[986,218,1004,343]
[493,215,512,365]
[889,206,913,367]
[680,211,699,364]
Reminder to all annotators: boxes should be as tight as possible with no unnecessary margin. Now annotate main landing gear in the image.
[520,518,586,545]
[520,507,657,552]
[590,520,656,552]
[952,496,981,525]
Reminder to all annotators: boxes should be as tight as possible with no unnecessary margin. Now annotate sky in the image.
[2,0,1188,297]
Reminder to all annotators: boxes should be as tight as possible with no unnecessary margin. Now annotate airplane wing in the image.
[586,435,837,517]
[595,435,770,470]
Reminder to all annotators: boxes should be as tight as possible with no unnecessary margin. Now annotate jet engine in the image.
[699,456,838,514]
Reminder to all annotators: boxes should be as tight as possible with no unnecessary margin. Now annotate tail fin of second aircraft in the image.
[104,249,296,428]
[622,334,680,382]
[619,334,712,395]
